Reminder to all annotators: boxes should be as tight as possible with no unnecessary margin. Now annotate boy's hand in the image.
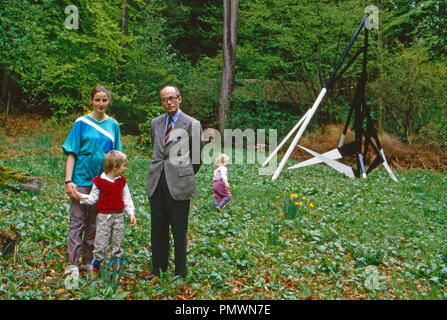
[226,184,230,189]
[129,215,136,226]
[75,191,89,201]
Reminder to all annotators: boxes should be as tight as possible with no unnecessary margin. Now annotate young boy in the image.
[76,150,136,282]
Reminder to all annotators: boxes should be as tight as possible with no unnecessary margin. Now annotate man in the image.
[145,85,202,284]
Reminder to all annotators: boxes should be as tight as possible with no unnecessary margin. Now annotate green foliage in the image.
[180,56,222,126]
[237,0,371,83]
[371,41,447,143]
[162,0,223,62]
[2,0,447,148]
[382,0,447,57]
[1,0,124,114]
[0,0,187,134]
[228,94,300,137]
[137,103,166,146]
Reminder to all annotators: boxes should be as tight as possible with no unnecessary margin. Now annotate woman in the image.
[63,85,122,275]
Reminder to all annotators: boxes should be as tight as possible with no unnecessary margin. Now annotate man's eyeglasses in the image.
[160,96,179,103]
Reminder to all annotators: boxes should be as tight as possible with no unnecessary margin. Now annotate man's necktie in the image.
[165,116,173,143]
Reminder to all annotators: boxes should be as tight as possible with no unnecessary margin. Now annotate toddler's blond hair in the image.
[103,150,127,173]
[214,153,230,168]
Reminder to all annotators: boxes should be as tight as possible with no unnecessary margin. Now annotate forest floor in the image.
[1,112,446,300]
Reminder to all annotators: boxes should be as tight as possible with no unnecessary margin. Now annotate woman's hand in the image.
[65,154,79,200]
[65,182,79,200]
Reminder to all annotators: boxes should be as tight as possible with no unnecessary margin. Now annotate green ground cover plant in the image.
[0,125,446,300]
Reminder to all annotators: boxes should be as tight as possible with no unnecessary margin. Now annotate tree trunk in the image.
[218,0,239,139]
[1,69,9,106]
[118,0,129,77]
[3,88,10,130]
[121,0,129,41]
[2,69,9,128]
[378,30,383,132]
[0,166,42,192]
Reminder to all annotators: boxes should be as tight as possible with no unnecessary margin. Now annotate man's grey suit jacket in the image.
[146,112,203,201]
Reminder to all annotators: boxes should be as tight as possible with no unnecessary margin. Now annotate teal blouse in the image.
[62,115,122,187]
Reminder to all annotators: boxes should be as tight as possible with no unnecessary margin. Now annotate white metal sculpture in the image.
[262,13,397,182]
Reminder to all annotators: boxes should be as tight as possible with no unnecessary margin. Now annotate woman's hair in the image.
[214,153,230,168]
[103,150,127,173]
[90,85,111,102]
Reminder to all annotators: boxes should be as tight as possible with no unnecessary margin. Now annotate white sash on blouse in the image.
[76,116,114,146]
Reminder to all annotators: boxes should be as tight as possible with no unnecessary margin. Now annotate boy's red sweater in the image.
[92,175,127,214]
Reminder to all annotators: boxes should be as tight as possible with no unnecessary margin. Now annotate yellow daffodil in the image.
[302,196,306,200]
[309,203,314,208]
[295,201,299,206]
[283,190,287,194]
[299,201,303,206]
[290,193,298,200]
[276,196,280,199]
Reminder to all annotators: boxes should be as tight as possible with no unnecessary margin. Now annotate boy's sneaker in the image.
[215,204,223,213]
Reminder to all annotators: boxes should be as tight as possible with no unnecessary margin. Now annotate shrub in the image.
[137,104,166,147]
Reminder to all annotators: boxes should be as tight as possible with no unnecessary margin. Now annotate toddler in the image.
[212,153,232,212]
[76,150,136,282]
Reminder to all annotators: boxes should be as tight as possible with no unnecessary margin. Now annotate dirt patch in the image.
[0,113,51,136]
[0,114,60,159]
[283,124,447,170]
